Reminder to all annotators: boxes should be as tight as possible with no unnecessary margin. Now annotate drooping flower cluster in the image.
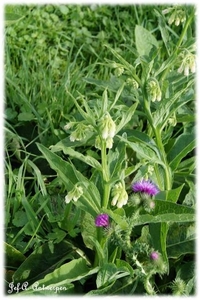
[146,78,162,102]
[95,112,116,149]
[95,213,109,227]
[65,184,83,204]
[162,6,186,26]
[111,182,128,208]
[177,50,196,76]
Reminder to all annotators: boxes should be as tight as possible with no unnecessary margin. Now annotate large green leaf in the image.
[135,25,158,56]
[55,147,102,171]
[167,133,195,171]
[19,258,99,295]
[96,263,130,288]
[5,243,26,268]
[149,223,169,268]
[119,135,164,167]
[152,84,194,129]
[81,212,97,250]
[156,184,185,203]
[126,200,195,226]
[13,241,78,285]
[37,143,101,216]
[116,102,138,133]
[166,223,195,258]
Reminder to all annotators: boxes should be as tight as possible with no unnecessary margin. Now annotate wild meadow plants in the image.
[5,4,195,295]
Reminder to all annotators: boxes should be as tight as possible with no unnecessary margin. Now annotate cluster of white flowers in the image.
[177,51,195,76]
[111,182,128,208]
[162,7,186,26]
[146,78,162,102]
[65,184,83,204]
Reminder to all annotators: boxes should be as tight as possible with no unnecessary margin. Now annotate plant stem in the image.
[143,96,171,190]
[101,140,110,208]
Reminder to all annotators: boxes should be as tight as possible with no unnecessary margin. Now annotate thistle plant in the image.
[32,4,195,295]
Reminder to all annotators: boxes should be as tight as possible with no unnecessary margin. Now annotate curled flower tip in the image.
[150,251,159,261]
[132,180,159,196]
[95,214,109,227]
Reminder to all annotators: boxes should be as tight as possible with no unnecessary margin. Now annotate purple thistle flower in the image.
[150,251,159,261]
[132,180,159,196]
[95,214,109,227]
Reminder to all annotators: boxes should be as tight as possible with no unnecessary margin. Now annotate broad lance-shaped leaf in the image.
[135,25,158,56]
[19,258,99,295]
[37,143,101,216]
[13,241,79,285]
[126,200,195,225]
[55,147,102,171]
[96,263,130,289]
[118,135,164,167]
[167,132,195,171]
[166,223,195,258]
[116,102,138,133]
[152,82,194,129]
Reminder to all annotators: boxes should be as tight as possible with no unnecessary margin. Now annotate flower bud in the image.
[114,67,124,77]
[99,112,116,140]
[146,78,162,102]
[69,123,92,142]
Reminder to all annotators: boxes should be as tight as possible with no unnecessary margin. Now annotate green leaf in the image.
[96,263,130,288]
[5,243,26,268]
[58,5,69,15]
[37,258,98,286]
[81,212,97,250]
[13,241,77,285]
[135,25,158,56]
[18,112,35,121]
[88,236,106,266]
[116,102,138,133]
[103,208,128,230]
[58,147,102,171]
[127,200,195,226]
[167,133,195,171]
[152,84,194,129]
[37,143,101,216]
[12,210,28,227]
[149,223,169,268]
[5,13,24,25]
[157,184,185,203]
[119,135,164,167]
[47,228,67,244]
[166,223,195,258]
[108,141,126,180]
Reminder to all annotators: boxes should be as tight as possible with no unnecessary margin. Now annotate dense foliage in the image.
[5,4,195,295]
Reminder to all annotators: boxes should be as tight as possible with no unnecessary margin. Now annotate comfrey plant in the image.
[36,5,195,295]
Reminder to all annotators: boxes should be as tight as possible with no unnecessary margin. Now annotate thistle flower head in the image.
[95,213,109,227]
[132,180,159,196]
